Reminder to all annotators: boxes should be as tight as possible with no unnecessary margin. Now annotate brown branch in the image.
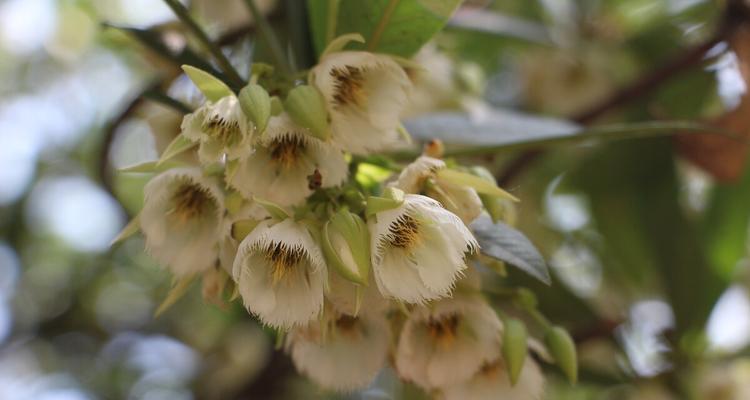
[496,4,748,187]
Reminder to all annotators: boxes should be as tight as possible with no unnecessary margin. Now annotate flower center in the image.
[203,116,242,146]
[478,360,503,378]
[269,135,305,169]
[388,215,420,249]
[334,315,363,339]
[169,182,213,222]
[330,65,366,108]
[263,242,304,286]
[426,313,460,347]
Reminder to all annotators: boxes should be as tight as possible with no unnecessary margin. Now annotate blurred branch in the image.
[243,0,291,75]
[497,1,750,187]
[163,0,245,86]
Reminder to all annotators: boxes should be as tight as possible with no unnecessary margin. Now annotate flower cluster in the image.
[128,42,547,398]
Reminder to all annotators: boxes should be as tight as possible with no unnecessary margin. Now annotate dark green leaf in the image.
[471,215,551,284]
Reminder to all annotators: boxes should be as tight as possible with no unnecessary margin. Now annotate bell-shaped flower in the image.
[326,270,389,317]
[140,168,224,277]
[227,113,347,207]
[232,218,328,328]
[310,51,411,154]
[393,156,483,224]
[287,312,391,391]
[181,95,253,164]
[395,296,502,390]
[440,358,545,400]
[369,194,478,303]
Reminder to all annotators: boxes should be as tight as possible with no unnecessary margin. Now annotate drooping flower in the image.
[369,194,478,303]
[232,218,328,328]
[226,113,347,207]
[181,95,253,164]
[326,270,389,317]
[311,51,411,154]
[287,312,390,391]
[440,358,545,400]
[140,168,224,276]
[393,156,483,223]
[395,296,503,390]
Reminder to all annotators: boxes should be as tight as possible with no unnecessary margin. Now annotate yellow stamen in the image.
[203,116,242,146]
[168,182,212,223]
[388,215,420,249]
[269,135,305,169]
[426,313,460,347]
[264,242,304,286]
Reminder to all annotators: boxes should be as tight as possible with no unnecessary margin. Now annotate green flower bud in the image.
[322,209,371,285]
[502,318,528,385]
[366,187,405,217]
[239,83,271,134]
[284,85,330,141]
[545,325,578,384]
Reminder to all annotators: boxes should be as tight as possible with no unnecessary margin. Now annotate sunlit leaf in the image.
[182,65,235,102]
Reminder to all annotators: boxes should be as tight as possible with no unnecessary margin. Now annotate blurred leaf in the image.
[447,8,551,44]
[401,109,737,157]
[110,214,140,246]
[155,275,196,317]
[572,140,725,335]
[677,26,750,181]
[471,215,551,284]
[158,134,197,165]
[701,162,750,280]
[308,0,463,57]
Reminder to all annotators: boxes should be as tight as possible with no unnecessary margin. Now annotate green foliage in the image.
[308,0,463,58]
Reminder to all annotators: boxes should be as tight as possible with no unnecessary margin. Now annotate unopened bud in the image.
[285,85,330,141]
[545,325,578,384]
[502,318,528,385]
[239,83,271,134]
[322,209,371,285]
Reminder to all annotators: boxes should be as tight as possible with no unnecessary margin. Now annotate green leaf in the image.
[182,65,235,102]
[471,215,551,284]
[119,160,185,173]
[400,109,739,159]
[308,0,463,57]
[158,134,197,165]
[701,163,750,281]
[571,140,725,335]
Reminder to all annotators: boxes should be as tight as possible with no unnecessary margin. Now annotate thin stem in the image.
[325,0,340,45]
[243,0,291,75]
[162,0,244,86]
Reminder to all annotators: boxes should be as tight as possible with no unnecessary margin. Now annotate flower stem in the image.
[162,0,244,86]
[243,0,292,75]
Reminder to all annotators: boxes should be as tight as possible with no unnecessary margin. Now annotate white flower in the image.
[227,113,347,207]
[311,51,411,154]
[441,358,545,400]
[182,95,252,164]
[233,218,328,328]
[393,156,483,223]
[395,296,502,390]
[369,194,478,303]
[287,312,390,391]
[140,168,224,276]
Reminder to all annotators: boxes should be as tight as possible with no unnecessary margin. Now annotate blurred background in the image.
[1,0,750,399]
